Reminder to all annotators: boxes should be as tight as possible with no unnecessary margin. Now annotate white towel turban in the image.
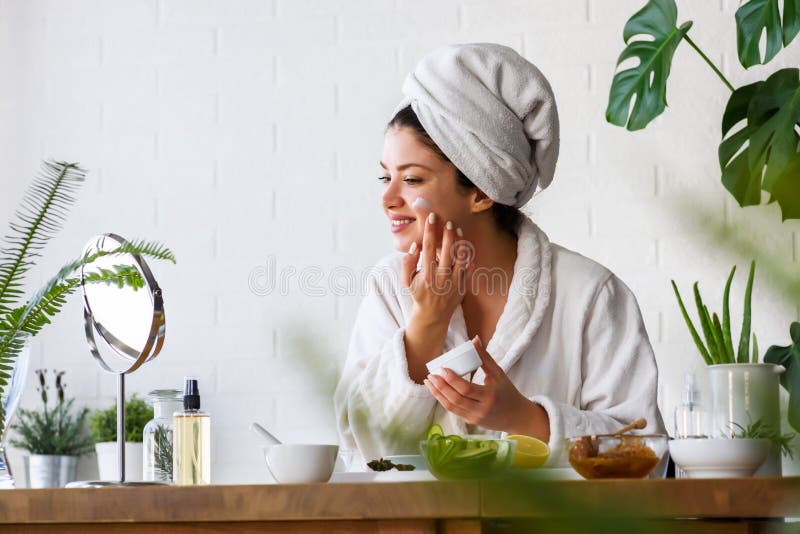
[394,43,560,208]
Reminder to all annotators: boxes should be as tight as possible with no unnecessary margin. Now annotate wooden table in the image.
[1,477,798,533]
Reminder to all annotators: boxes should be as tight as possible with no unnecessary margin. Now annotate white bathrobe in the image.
[334,216,666,465]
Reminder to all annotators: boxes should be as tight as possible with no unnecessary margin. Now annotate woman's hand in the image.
[402,212,468,323]
[402,212,469,383]
[424,336,551,441]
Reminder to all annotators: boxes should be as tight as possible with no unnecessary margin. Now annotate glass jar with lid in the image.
[142,389,183,482]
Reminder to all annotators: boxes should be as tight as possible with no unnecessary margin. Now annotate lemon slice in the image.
[507,434,550,468]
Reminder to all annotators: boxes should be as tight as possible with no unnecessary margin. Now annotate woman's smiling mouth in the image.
[389,215,416,233]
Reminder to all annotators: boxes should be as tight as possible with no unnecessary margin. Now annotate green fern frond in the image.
[0,265,147,358]
[83,265,145,290]
[116,239,176,264]
[1,240,171,363]
[0,161,86,316]
[19,239,174,329]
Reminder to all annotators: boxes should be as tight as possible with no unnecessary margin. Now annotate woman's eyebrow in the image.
[379,161,435,172]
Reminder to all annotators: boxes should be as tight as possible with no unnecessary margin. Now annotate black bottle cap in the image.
[183,377,201,410]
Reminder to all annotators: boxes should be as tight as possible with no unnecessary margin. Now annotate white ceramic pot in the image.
[264,444,338,483]
[95,442,144,482]
[707,363,784,476]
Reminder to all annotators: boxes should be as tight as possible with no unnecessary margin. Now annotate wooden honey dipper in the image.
[611,418,647,436]
[570,418,648,460]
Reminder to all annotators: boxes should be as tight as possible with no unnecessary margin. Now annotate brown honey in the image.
[569,435,659,479]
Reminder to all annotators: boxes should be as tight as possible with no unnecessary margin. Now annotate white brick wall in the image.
[1,0,799,483]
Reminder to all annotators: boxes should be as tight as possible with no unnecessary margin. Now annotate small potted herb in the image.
[10,370,93,487]
[89,395,153,482]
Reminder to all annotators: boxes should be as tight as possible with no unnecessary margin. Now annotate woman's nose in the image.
[381,177,404,209]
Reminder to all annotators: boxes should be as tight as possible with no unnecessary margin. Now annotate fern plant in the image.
[0,160,176,438]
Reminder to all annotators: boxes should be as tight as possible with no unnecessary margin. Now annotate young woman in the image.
[334,43,665,463]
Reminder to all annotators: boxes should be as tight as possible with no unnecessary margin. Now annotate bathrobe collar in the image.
[447,215,553,375]
[437,216,551,435]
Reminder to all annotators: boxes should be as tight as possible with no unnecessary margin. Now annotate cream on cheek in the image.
[412,196,433,210]
[410,196,432,239]
[413,195,465,232]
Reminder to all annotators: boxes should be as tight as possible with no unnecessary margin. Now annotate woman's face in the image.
[380,127,472,251]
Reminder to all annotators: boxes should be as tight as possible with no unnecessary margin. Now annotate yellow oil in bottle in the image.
[173,412,210,485]
[173,377,211,485]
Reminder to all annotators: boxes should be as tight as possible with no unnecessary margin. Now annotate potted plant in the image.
[89,395,153,482]
[9,370,93,487]
[672,261,790,475]
[607,0,800,464]
[0,160,176,487]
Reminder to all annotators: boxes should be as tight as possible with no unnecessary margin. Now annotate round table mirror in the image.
[81,233,165,374]
[68,233,167,487]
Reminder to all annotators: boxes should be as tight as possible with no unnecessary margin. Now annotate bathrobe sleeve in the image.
[530,274,665,464]
[334,267,437,459]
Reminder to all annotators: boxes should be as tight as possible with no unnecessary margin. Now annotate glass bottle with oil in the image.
[173,377,210,485]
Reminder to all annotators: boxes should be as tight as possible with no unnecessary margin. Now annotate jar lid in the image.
[147,389,183,403]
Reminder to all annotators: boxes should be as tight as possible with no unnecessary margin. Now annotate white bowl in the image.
[264,444,339,483]
[668,438,770,478]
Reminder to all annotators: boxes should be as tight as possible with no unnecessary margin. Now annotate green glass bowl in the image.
[420,435,517,480]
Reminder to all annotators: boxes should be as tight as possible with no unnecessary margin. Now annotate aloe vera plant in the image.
[671,261,758,365]
[0,160,176,438]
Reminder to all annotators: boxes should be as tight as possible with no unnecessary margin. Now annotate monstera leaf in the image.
[606,0,692,131]
[719,68,800,220]
[765,322,800,432]
[736,0,800,68]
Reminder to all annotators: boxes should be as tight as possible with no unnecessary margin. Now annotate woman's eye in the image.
[403,176,422,184]
[377,176,391,184]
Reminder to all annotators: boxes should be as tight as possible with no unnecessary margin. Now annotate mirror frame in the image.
[81,233,165,374]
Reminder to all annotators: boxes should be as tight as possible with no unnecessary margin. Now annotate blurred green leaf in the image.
[765,322,800,432]
[719,68,800,219]
[606,0,692,130]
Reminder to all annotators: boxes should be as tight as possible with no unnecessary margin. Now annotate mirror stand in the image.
[116,374,125,483]
[66,233,168,488]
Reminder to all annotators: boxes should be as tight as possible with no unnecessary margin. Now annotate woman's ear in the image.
[469,188,494,214]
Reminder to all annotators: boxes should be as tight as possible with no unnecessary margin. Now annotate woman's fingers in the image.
[401,241,420,288]
[434,220,455,292]
[451,230,467,295]
[424,379,470,420]
[425,374,481,414]
[421,212,437,284]
[441,368,486,401]
[472,335,503,377]
[439,221,455,270]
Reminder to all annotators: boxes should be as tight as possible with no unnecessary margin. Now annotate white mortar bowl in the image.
[669,438,770,478]
[264,444,339,483]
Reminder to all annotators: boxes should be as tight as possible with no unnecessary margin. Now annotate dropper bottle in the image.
[173,377,211,485]
[673,370,706,439]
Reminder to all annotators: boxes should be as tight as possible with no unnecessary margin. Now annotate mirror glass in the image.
[81,234,165,374]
